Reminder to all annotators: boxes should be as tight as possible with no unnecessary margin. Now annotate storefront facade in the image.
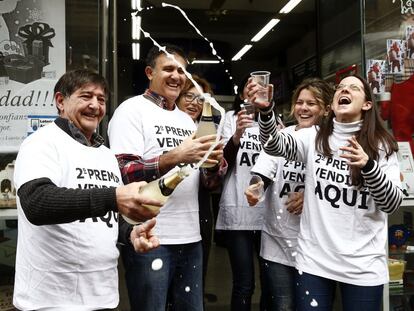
[1,0,414,309]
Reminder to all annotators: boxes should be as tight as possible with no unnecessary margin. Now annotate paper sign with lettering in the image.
[0,0,65,152]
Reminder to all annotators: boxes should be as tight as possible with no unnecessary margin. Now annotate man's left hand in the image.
[130,218,160,253]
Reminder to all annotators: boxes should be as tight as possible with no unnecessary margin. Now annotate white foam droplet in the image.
[310,299,318,307]
[151,258,163,271]
[305,291,309,295]
[298,270,303,275]
[264,135,273,148]
[185,286,191,292]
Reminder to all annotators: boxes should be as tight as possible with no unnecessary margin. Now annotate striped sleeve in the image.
[259,110,298,161]
[361,159,403,214]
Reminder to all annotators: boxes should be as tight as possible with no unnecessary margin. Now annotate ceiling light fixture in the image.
[131,15,141,40]
[191,60,220,64]
[131,0,141,10]
[251,18,280,42]
[132,42,140,60]
[279,0,302,14]
[231,44,253,61]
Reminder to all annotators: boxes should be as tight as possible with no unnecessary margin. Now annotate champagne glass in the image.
[247,174,265,204]
[250,71,270,104]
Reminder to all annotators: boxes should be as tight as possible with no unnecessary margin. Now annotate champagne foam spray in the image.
[132,2,234,89]
[161,3,224,63]
[139,27,226,170]
[263,134,274,148]
[194,93,225,169]
[132,2,239,167]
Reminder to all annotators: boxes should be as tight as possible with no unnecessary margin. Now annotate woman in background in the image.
[177,75,217,305]
[245,78,333,310]
[216,75,265,311]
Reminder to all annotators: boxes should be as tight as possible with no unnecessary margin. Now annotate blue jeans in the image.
[295,271,384,311]
[261,259,296,310]
[224,230,265,311]
[121,241,203,311]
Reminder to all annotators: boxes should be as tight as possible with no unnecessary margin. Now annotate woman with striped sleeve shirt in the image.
[248,75,403,311]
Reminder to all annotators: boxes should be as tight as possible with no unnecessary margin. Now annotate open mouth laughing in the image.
[338,95,351,105]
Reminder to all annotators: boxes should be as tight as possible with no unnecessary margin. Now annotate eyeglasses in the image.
[335,84,363,92]
[183,92,205,105]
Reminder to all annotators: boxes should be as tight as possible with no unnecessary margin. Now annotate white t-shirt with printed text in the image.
[108,95,201,244]
[290,121,401,286]
[252,125,303,267]
[13,123,121,310]
[216,110,265,230]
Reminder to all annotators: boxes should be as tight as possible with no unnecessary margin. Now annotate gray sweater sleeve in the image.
[17,177,117,225]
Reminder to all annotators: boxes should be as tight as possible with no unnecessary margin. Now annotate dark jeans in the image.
[261,259,296,310]
[295,271,383,311]
[224,230,265,311]
[121,241,203,311]
[199,185,213,290]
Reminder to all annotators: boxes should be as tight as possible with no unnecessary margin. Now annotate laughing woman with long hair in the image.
[248,75,403,311]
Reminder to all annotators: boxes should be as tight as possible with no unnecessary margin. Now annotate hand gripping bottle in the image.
[122,166,191,224]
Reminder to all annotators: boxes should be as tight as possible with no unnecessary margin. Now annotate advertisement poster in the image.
[0,0,65,152]
[366,59,386,94]
[406,25,414,59]
[387,39,405,75]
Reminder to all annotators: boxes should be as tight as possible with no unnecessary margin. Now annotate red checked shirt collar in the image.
[143,89,175,111]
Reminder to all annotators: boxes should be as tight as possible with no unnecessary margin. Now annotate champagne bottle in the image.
[122,166,191,225]
[194,94,217,168]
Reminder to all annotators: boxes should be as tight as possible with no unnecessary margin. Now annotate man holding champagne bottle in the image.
[108,44,226,311]
[13,69,162,310]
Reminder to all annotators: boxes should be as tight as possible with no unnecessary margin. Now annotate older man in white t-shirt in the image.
[13,69,161,310]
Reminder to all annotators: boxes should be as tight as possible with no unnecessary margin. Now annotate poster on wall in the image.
[387,39,405,75]
[405,25,414,59]
[366,59,386,94]
[0,0,65,153]
[401,0,414,14]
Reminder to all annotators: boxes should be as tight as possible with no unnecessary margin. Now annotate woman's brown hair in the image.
[178,75,213,98]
